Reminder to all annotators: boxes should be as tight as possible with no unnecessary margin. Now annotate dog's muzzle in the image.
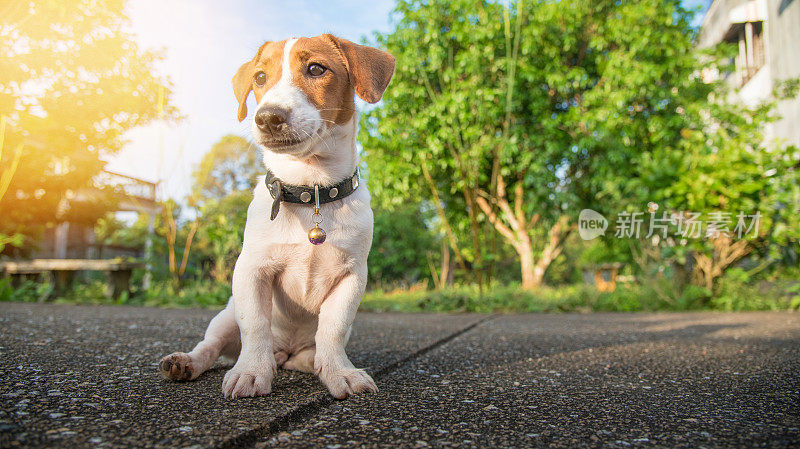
[253,106,308,148]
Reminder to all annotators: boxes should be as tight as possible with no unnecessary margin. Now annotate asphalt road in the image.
[0,303,798,448]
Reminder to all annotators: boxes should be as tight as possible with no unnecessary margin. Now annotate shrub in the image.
[0,278,50,302]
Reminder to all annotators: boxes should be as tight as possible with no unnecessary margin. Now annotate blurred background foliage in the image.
[1,0,798,312]
[0,0,179,248]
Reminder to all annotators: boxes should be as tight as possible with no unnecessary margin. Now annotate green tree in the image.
[636,78,800,293]
[188,135,259,283]
[368,205,438,289]
[363,0,522,287]
[192,192,250,283]
[0,116,24,253]
[0,0,178,242]
[363,0,714,289]
[190,135,260,205]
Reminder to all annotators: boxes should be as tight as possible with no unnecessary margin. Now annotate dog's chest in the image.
[271,243,350,314]
[243,179,372,314]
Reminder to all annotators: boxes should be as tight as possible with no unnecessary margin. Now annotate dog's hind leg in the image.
[159,298,240,381]
[280,328,350,373]
[282,346,316,373]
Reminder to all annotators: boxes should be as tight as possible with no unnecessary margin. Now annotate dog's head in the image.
[233,35,395,158]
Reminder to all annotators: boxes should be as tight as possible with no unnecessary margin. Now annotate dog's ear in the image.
[324,34,395,104]
[232,59,254,122]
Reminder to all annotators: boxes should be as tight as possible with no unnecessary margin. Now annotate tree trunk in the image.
[475,182,570,291]
[440,240,452,287]
[691,234,752,292]
[516,218,568,290]
[420,159,467,274]
[519,243,538,289]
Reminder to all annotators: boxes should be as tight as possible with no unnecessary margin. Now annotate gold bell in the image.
[308,224,326,245]
[308,185,326,245]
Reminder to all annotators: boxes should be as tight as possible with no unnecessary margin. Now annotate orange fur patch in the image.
[252,40,287,104]
[289,37,356,125]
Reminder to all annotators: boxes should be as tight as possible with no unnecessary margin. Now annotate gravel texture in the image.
[0,303,798,448]
[0,303,484,448]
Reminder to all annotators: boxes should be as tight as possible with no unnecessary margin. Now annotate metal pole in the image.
[142,212,155,290]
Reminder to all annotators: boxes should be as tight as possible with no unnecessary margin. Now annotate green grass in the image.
[360,281,799,313]
[0,277,231,309]
[1,276,797,313]
[361,284,592,313]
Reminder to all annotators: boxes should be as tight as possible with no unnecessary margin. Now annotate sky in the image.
[110,0,710,201]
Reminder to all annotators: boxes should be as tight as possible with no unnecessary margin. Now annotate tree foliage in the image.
[363,0,797,290]
[184,134,261,283]
[191,192,251,283]
[190,134,260,205]
[0,0,178,238]
[368,204,437,288]
[363,0,702,287]
[635,78,800,292]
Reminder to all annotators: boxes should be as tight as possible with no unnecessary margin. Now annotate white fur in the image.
[160,37,377,399]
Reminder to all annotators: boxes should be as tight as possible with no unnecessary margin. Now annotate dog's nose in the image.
[254,107,289,135]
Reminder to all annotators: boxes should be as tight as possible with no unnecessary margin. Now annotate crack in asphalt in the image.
[215,315,496,449]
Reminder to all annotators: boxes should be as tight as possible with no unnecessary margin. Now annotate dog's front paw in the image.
[221,359,276,398]
[317,365,378,399]
[159,352,196,381]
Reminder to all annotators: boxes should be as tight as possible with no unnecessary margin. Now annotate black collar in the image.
[265,169,360,220]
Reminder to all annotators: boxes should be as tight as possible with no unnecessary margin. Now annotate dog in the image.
[158,34,395,399]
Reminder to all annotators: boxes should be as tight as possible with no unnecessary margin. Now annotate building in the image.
[698,0,800,148]
[32,170,160,261]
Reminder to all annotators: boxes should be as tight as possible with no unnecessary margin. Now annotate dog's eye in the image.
[307,63,327,77]
[254,71,267,86]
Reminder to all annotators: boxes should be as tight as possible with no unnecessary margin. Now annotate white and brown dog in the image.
[159,34,395,399]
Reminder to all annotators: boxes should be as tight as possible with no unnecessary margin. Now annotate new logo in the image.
[579,209,608,240]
